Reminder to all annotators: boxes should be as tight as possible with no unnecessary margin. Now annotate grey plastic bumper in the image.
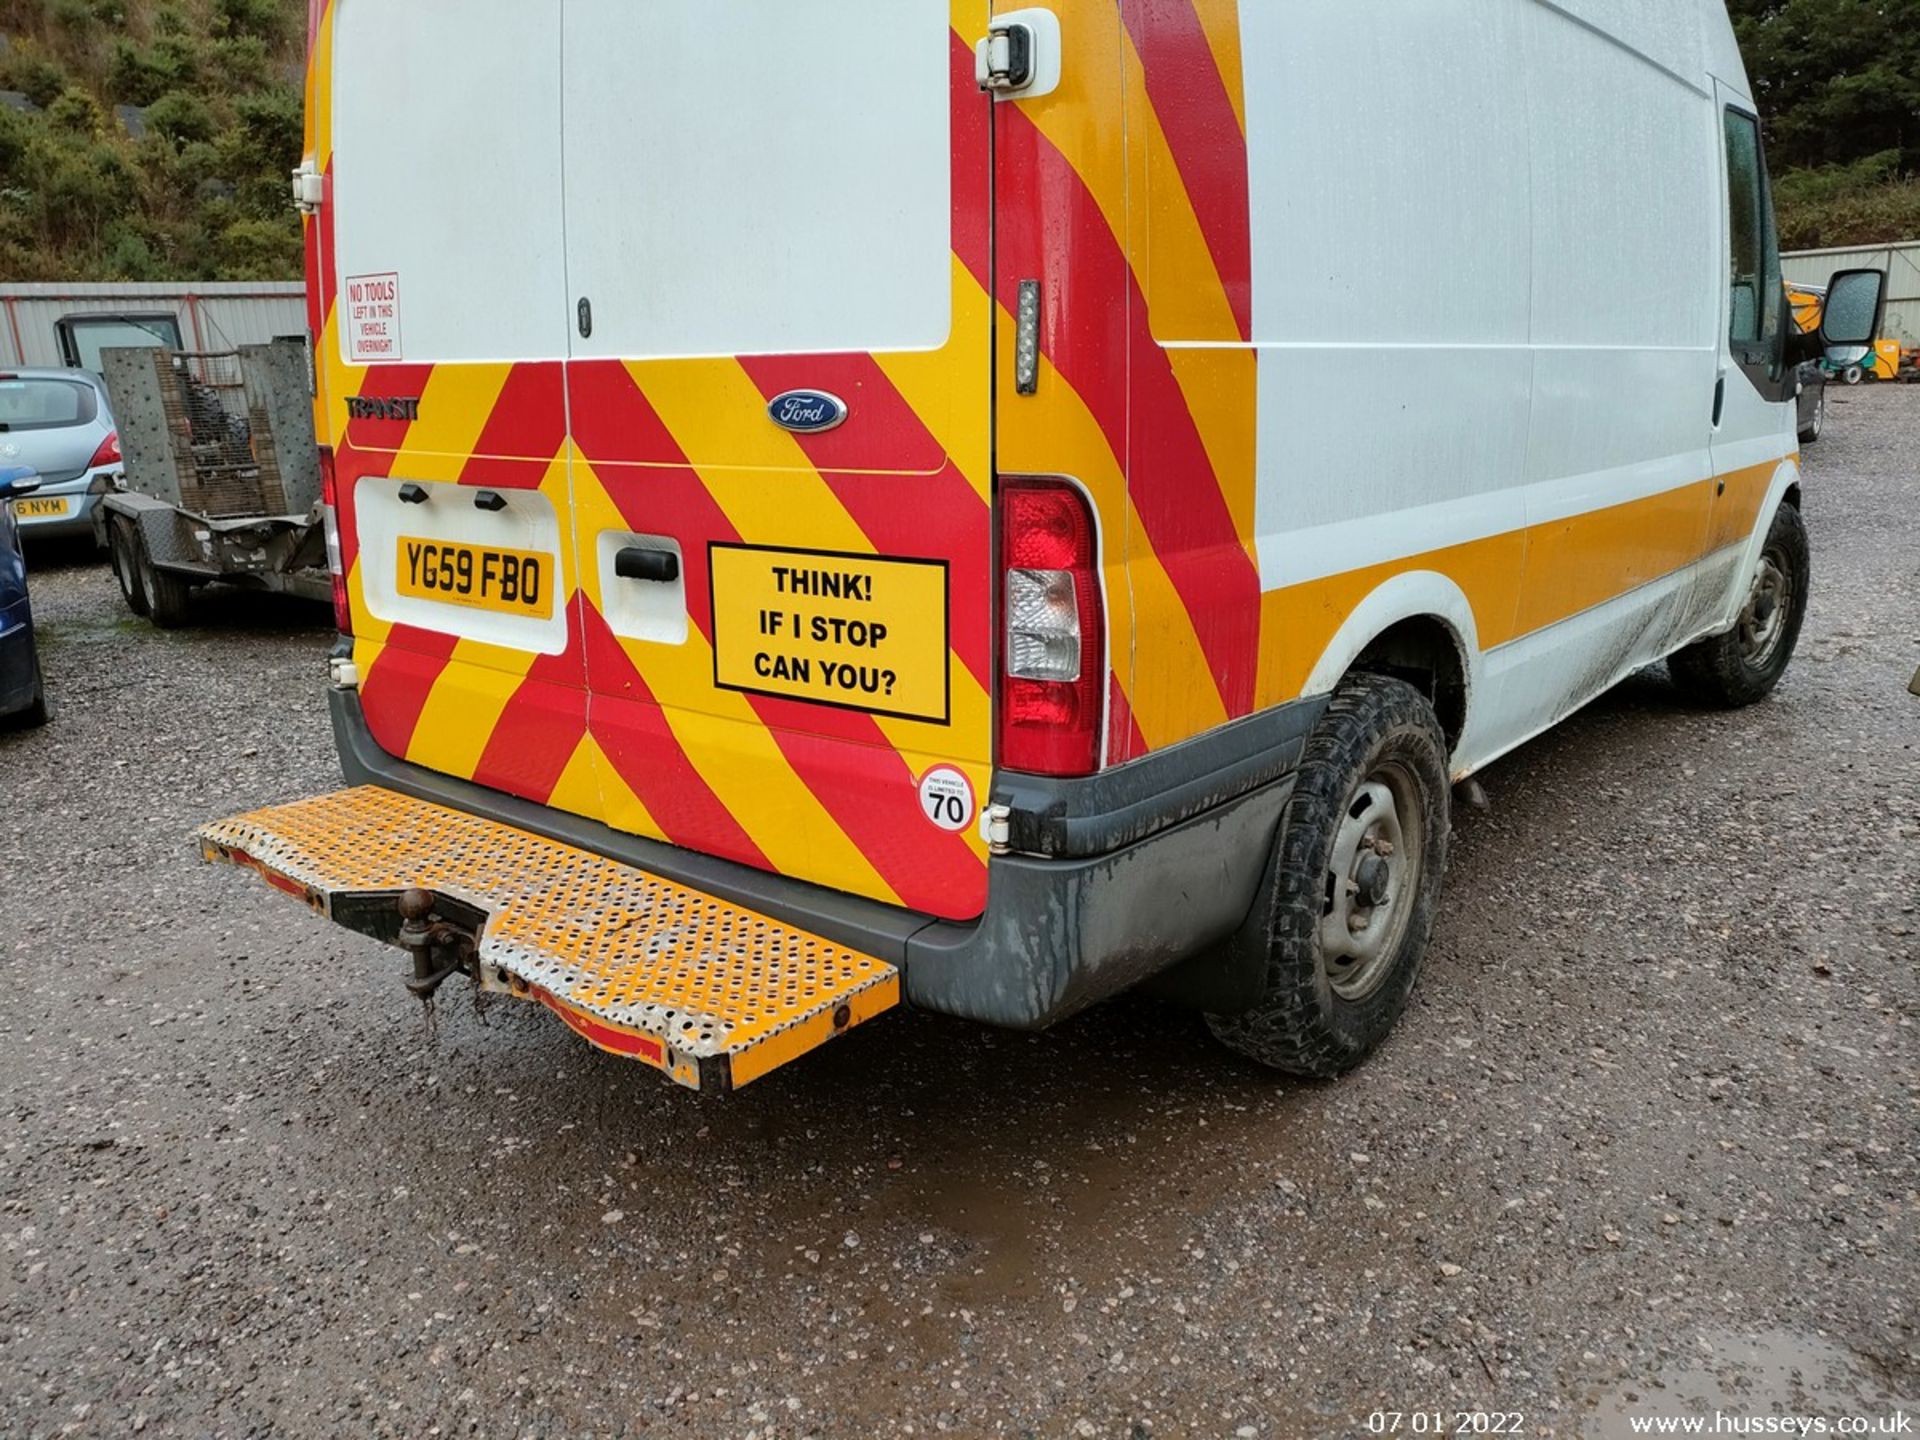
[328,683,1322,1030]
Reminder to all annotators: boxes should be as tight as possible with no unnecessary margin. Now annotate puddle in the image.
[1582,1327,1915,1438]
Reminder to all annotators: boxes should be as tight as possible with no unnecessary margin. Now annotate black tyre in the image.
[110,516,151,618]
[1669,502,1809,709]
[135,530,195,630]
[1206,674,1452,1078]
[1798,388,1824,445]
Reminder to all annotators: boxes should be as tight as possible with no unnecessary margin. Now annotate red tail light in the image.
[319,445,351,636]
[88,430,121,469]
[997,478,1104,777]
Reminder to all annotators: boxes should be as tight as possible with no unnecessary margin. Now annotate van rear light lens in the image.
[998,479,1103,776]
[88,430,122,469]
[318,446,351,636]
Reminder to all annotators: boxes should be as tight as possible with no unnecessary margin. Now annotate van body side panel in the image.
[1226,0,1796,774]
[1242,0,1534,717]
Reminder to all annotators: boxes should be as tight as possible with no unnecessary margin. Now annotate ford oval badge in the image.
[767,390,849,435]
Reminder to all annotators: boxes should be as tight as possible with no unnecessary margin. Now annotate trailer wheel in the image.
[1669,502,1810,709]
[134,530,196,630]
[1206,674,1451,1078]
[109,516,151,618]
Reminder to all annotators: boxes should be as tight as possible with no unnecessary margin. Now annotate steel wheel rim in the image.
[1320,760,1424,1002]
[1737,546,1793,670]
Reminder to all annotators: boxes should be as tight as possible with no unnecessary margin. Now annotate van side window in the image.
[1723,108,1781,360]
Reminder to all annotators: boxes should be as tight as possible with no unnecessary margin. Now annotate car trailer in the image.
[94,341,328,627]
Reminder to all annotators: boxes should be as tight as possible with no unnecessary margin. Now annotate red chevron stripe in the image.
[340,362,436,454]
[948,28,990,289]
[460,362,569,480]
[470,644,592,801]
[359,624,459,757]
[1107,675,1147,766]
[996,105,1262,719]
[1121,0,1253,341]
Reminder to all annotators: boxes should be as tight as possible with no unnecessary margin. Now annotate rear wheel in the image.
[135,530,196,630]
[110,516,151,618]
[1669,502,1810,709]
[1206,674,1452,1078]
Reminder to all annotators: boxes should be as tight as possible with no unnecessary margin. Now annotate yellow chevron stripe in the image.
[387,364,513,475]
[549,731,637,831]
[405,659,527,780]
[1186,0,1248,134]
[308,1,335,171]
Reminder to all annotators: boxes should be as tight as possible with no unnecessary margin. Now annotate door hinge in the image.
[980,803,1012,852]
[975,9,1062,100]
[976,24,1034,92]
[290,160,324,215]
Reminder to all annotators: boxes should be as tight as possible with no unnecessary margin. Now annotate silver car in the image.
[0,368,124,543]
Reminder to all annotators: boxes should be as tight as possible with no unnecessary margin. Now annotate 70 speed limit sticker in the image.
[916,766,976,833]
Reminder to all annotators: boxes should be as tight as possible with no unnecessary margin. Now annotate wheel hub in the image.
[1320,767,1424,1002]
[1737,549,1792,669]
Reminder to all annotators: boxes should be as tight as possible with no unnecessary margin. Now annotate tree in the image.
[1729,0,1920,173]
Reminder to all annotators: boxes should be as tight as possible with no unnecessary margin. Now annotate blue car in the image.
[1,464,50,728]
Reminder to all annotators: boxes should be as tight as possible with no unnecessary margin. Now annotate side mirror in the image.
[1819,268,1886,366]
[0,467,42,501]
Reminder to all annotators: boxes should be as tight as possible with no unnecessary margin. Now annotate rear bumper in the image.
[329,683,1321,1029]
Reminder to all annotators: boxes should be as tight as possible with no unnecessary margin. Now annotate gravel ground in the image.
[1,387,1915,1440]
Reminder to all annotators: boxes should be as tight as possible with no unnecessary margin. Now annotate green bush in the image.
[46,85,102,135]
[107,38,183,105]
[48,0,95,33]
[3,50,72,108]
[220,215,298,279]
[145,87,215,145]
[214,0,288,41]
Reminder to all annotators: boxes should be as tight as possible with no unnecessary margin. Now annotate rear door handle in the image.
[615,547,680,583]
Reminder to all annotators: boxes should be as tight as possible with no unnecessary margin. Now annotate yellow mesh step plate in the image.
[196,786,899,1091]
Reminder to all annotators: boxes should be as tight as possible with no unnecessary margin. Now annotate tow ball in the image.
[395,887,477,1006]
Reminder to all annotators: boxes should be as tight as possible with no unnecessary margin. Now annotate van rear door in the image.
[326,1,593,813]
[560,1,994,921]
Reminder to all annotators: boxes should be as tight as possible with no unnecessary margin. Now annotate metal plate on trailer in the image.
[196,786,900,1091]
